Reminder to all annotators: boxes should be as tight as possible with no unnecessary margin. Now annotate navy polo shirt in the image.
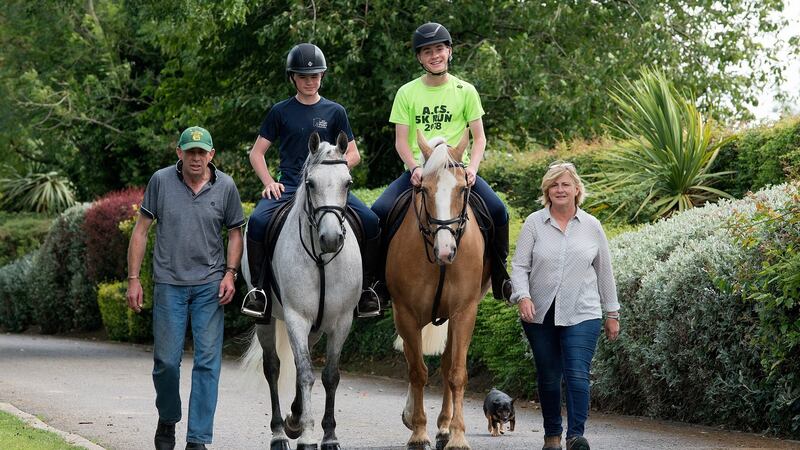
[259,96,354,188]
[140,161,245,285]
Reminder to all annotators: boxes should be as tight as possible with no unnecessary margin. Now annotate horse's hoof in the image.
[435,432,450,450]
[401,412,412,430]
[270,439,290,450]
[283,415,302,440]
[321,443,341,450]
[407,442,432,450]
[297,444,318,450]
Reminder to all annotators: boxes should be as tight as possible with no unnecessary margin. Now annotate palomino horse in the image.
[242,131,360,450]
[388,130,492,450]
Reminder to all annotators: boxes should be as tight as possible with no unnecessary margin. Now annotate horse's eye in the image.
[306,179,315,189]
[346,179,353,187]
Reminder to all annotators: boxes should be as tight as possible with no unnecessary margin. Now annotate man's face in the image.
[417,43,450,73]
[293,72,323,96]
[176,147,214,178]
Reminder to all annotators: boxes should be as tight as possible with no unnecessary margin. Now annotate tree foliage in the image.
[0,0,795,194]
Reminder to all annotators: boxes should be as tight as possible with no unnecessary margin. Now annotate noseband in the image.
[414,162,471,264]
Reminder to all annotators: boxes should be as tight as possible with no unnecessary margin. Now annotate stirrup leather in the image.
[241,287,269,318]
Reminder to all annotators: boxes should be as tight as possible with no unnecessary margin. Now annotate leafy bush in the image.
[96,281,130,341]
[593,182,800,438]
[0,212,51,266]
[714,117,800,197]
[0,252,37,332]
[31,204,100,333]
[83,187,144,284]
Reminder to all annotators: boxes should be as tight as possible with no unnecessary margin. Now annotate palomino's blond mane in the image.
[422,137,458,178]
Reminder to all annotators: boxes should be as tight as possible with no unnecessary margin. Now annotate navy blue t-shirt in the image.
[259,96,355,188]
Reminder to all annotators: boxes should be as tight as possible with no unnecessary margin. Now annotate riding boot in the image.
[490,222,513,301]
[242,236,269,318]
[357,234,387,318]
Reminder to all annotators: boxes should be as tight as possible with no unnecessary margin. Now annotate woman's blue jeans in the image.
[522,305,601,439]
[152,281,224,445]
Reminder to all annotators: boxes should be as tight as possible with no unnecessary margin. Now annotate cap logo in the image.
[307,61,313,66]
[191,130,203,141]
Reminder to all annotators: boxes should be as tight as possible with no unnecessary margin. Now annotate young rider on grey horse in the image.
[242,43,384,318]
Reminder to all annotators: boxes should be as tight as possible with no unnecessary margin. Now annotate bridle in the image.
[300,159,350,264]
[413,162,471,264]
[298,157,350,333]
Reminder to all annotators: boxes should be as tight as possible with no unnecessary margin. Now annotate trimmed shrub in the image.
[97,281,130,341]
[0,212,52,266]
[83,187,144,284]
[714,117,800,197]
[592,183,800,437]
[31,204,100,333]
[0,252,37,332]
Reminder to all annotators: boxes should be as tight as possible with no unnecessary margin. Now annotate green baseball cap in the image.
[178,126,214,152]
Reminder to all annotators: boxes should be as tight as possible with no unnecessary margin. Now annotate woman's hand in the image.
[518,298,535,323]
[604,318,620,341]
[262,181,285,199]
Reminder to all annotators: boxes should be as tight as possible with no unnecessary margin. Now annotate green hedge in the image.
[713,117,800,198]
[30,204,100,334]
[0,212,51,266]
[0,252,37,332]
[592,182,800,438]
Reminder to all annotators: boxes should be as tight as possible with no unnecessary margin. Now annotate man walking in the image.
[126,126,245,450]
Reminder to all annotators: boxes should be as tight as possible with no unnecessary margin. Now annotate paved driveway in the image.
[1,333,797,449]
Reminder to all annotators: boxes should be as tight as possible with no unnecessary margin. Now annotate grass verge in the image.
[0,410,84,450]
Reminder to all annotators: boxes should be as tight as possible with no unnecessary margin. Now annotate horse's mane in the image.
[422,137,457,178]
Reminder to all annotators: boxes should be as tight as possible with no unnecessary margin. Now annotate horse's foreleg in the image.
[284,316,316,448]
[256,324,290,449]
[436,336,454,450]
[395,310,431,448]
[320,320,350,450]
[442,306,478,450]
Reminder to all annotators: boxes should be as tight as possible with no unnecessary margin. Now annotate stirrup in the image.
[356,288,381,318]
[241,287,269,318]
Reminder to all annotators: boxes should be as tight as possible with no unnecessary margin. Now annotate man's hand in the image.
[262,182,285,199]
[218,273,236,305]
[126,279,143,313]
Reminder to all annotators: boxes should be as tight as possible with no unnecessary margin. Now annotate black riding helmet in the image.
[286,43,327,80]
[412,23,452,53]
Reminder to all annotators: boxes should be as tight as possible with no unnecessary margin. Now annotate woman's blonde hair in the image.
[538,161,586,207]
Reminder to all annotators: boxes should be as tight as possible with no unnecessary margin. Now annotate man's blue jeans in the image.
[522,305,601,439]
[153,281,224,445]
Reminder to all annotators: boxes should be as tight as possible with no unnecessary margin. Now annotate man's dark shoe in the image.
[185,443,207,450]
[566,436,590,450]
[357,287,381,318]
[154,421,175,450]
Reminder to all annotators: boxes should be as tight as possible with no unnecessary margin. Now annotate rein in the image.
[299,158,350,332]
[413,162,471,326]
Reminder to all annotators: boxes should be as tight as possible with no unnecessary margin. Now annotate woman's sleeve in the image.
[593,221,620,313]
[509,216,536,304]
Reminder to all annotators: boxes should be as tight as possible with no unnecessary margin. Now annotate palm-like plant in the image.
[591,68,733,221]
[0,166,77,214]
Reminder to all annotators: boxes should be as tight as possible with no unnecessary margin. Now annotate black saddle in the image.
[254,196,364,324]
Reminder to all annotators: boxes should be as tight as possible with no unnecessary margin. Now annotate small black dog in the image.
[483,388,515,436]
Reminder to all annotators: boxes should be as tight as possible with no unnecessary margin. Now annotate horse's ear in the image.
[416,129,433,161]
[309,132,321,154]
[450,129,470,161]
[336,131,348,156]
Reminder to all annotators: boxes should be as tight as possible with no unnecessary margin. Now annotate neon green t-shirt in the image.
[389,74,484,166]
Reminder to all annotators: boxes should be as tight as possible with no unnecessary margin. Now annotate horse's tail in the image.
[393,321,449,356]
[238,320,296,410]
